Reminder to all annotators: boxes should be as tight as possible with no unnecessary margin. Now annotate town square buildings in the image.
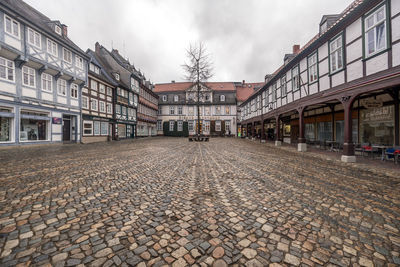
[240,0,400,163]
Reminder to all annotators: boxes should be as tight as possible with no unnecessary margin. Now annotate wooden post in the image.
[341,96,356,162]
[261,119,266,141]
[298,107,307,151]
[275,115,282,146]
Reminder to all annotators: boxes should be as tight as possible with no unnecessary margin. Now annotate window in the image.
[308,53,318,83]
[4,15,19,38]
[225,106,230,115]
[162,95,167,102]
[188,106,194,115]
[99,101,105,113]
[55,25,62,35]
[63,48,72,64]
[101,122,108,135]
[157,120,162,131]
[188,121,194,132]
[28,28,41,48]
[90,80,97,91]
[82,96,88,109]
[107,87,112,96]
[93,121,101,136]
[83,121,93,136]
[115,73,120,80]
[129,92,134,105]
[364,5,387,57]
[292,65,300,91]
[203,121,210,133]
[99,84,106,94]
[272,83,277,101]
[22,66,35,87]
[177,121,183,131]
[41,73,52,92]
[281,76,287,96]
[0,107,13,142]
[0,57,14,82]
[47,39,58,57]
[329,34,344,73]
[115,104,121,114]
[134,94,138,106]
[89,63,100,74]
[205,106,210,116]
[91,99,98,111]
[225,120,231,133]
[19,111,49,141]
[215,106,221,115]
[57,79,67,96]
[76,56,84,69]
[170,106,175,115]
[205,94,210,101]
[122,106,127,116]
[169,121,174,131]
[174,95,179,102]
[215,120,221,131]
[106,103,112,114]
[71,84,78,99]
[178,106,183,115]
[220,95,225,102]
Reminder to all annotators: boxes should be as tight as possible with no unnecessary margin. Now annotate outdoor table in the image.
[371,145,389,161]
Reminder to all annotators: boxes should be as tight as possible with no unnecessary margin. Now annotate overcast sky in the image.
[26,0,354,84]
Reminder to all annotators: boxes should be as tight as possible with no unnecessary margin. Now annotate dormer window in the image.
[55,25,62,35]
[220,95,225,102]
[320,21,327,34]
[162,95,167,102]
[205,94,210,101]
[89,63,100,74]
[174,95,179,102]
[115,73,120,81]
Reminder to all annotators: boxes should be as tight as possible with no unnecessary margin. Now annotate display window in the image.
[20,110,49,141]
[360,106,394,145]
[0,107,13,142]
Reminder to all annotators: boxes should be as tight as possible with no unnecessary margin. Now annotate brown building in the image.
[137,80,158,137]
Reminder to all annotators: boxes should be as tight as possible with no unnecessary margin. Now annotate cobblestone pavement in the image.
[0,138,400,267]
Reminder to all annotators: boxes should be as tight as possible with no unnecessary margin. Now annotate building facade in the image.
[240,0,400,162]
[0,0,88,146]
[137,79,158,137]
[94,43,138,139]
[81,49,117,143]
[155,82,238,136]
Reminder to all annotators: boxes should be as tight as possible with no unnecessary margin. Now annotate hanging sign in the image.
[52,117,62,124]
[362,99,383,109]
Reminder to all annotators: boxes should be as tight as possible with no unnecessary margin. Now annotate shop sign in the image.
[362,106,393,122]
[52,117,62,124]
[362,99,383,109]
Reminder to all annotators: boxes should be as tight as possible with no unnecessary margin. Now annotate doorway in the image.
[63,115,71,141]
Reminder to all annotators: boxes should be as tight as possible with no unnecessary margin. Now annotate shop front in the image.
[82,115,112,143]
[115,122,136,140]
[360,105,395,145]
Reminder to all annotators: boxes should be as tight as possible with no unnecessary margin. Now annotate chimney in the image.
[293,44,300,54]
[242,80,245,86]
[264,74,272,83]
[62,24,68,37]
[171,80,175,83]
[95,42,101,53]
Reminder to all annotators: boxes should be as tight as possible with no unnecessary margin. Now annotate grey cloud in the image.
[25,0,355,83]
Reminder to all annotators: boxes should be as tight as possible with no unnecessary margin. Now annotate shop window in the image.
[20,111,49,141]
[0,108,13,142]
[204,121,210,133]
[188,121,194,132]
[225,121,230,133]
[177,121,183,131]
[215,120,221,131]
[83,121,93,136]
[317,121,332,141]
[360,106,393,145]
[305,123,315,140]
[93,121,100,136]
[101,122,108,135]
[118,124,126,138]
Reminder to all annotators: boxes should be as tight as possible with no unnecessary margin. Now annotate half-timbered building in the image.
[81,49,117,143]
[240,0,400,162]
[0,0,88,145]
[137,78,158,137]
[94,43,138,139]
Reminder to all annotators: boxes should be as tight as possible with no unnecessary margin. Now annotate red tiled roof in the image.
[236,83,265,102]
[154,82,236,92]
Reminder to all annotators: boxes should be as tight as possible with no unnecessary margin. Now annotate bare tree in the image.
[182,42,213,137]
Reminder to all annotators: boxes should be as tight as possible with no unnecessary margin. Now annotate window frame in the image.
[91,99,98,111]
[57,79,67,96]
[220,95,225,102]
[307,52,319,85]
[27,27,41,48]
[22,66,36,88]
[83,120,93,136]
[174,95,179,102]
[82,96,89,109]
[99,101,106,113]
[291,65,300,91]
[63,48,72,64]
[41,73,52,92]
[0,57,15,82]
[47,38,58,57]
[177,121,183,131]
[178,106,183,115]
[362,2,390,60]
[76,55,84,69]
[4,15,20,39]
[169,120,174,131]
[328,32,345,75]
[70,84,78,99]
[162,95,167,102]
[169,106,175,115]
[281,76,287,97]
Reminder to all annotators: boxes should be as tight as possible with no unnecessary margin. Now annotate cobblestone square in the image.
[1,138,400,267]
